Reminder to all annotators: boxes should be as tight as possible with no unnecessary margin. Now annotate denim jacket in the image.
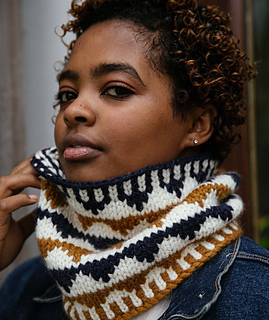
[1,236,269,320]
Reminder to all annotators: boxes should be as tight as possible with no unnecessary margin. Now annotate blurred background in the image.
[0,0,74,285]
[0,0,268,285]
[201,0,269,249]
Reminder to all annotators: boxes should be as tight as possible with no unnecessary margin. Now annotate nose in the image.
[63,100,96,127]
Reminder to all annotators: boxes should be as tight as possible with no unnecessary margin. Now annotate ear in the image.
[185,105,217,148]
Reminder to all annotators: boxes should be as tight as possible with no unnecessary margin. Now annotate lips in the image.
[62,134,103,161]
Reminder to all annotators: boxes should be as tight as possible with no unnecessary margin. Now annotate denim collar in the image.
[159,238,241,320]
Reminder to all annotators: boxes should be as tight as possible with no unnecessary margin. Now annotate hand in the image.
[0,156,41,271]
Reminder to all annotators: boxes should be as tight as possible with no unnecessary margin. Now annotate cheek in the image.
[106,110,174,151]
[54,116,64,147]
[111,111,153,136]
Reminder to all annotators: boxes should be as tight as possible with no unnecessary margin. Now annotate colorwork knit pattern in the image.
[31,147,243,320]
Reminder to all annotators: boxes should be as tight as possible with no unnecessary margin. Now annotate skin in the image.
[55,20,198,182]
[0,158,40,270]
[0,19,216,271]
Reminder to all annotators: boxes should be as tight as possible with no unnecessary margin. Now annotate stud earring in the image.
[193,139,199,145]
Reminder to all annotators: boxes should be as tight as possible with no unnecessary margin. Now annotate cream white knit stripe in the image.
[37,176,236,246]
[36,218,98,253]
[39,184,152,241]
[32,147,64,177]
[37,207,230,275]
[33,149,217,213]
[36,217,59,241]
[45,219,239,298]
[42,235,191,293]
[70,229,232,296]
[37,200,241,282]
[67,186,179,219]
[204,173,238,190]
[64,270,171,320]
[69,301,101,320]
[63,228,236,320]
[38,192,103,247]
[37,188,241,277]
[64,177,198,219]
[37,214,152,247]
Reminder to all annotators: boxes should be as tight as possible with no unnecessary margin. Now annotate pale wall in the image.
[0,0,74,286]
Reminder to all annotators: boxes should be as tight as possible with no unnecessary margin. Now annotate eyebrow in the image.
[93,63,145,86]
[58,70,79,83]
[58,63,145,86]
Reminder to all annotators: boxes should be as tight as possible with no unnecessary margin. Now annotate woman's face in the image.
[54,20,194,182]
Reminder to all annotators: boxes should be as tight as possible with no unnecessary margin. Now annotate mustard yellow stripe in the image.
[77,183,231,235]
[42,181,231,236]
[77,205,174,236]
[63,226,241,316]
[38,237,93,263]
[152,183,232,229]
[183,183,232,207]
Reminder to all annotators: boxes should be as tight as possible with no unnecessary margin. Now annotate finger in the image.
[0,207,38,271]
[0,174,41,199]
[0,194,39,220]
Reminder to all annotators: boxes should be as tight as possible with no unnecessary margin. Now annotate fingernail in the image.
[28,194,39,201]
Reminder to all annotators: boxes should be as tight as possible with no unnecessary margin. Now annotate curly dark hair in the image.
[59,0,257,162]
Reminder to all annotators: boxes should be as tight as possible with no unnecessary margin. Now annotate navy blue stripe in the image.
[37,208,120,250]
[47,202,234,293]
[32,148,217,190]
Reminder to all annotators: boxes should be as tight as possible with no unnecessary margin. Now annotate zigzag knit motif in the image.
[31,147,243,320]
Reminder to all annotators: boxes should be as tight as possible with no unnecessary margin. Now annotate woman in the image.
[0,0,268,319]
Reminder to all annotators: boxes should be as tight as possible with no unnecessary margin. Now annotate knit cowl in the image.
[31,147,243,320]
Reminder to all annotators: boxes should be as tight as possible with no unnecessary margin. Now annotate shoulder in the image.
[231,236,269,287]
[0,257,68,320]
[208,236,269,319]
[237,235,269,263]
[226,236,269,299]
[161,237,269,320]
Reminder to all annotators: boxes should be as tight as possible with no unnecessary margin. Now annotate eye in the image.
[102,85,134,99]
[56,91,78,104]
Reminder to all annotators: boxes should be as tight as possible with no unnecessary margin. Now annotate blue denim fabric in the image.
[160,236,269,320]
[0,236,268,320]
[0,257,68,320]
